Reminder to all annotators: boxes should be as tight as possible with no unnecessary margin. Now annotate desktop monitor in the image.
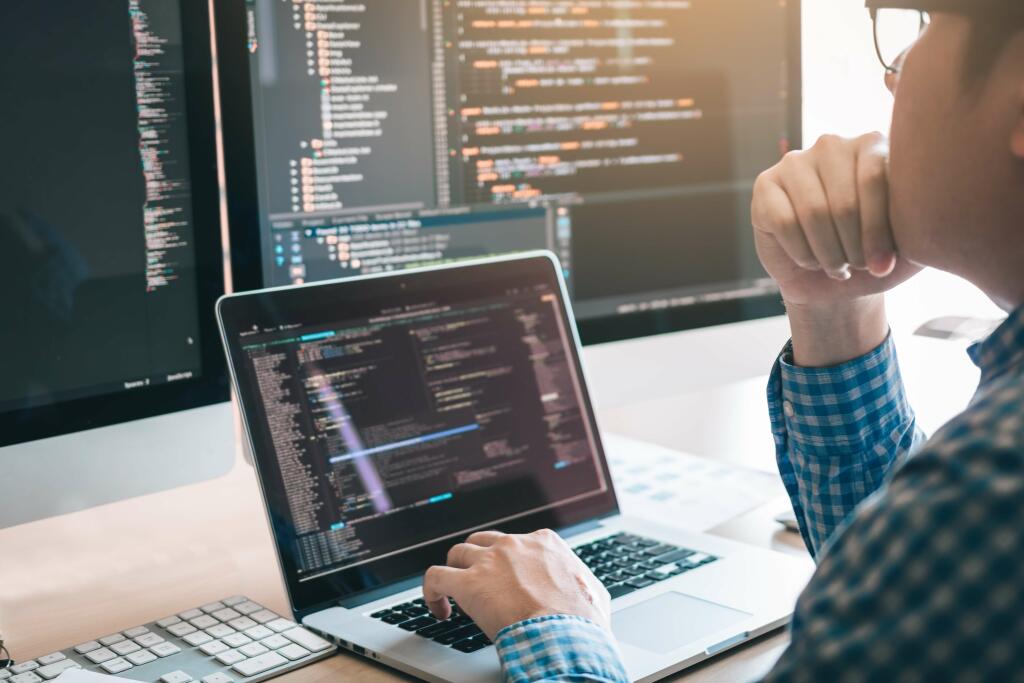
[0,0,234,527]
[215,0,801,344]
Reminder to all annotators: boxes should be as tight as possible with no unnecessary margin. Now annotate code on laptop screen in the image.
[235,281,609,580]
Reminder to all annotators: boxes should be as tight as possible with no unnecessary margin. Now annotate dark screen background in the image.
[0,1,203,410]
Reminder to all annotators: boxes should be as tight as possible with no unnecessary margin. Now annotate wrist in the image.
[786,295,888,368]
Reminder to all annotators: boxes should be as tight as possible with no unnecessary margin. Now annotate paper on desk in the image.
[57,670,141,683]
[602,432,785,531]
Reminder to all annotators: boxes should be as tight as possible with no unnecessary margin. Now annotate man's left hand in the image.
[422,528,612,640]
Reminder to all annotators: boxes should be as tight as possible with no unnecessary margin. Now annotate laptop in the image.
[217,252,813,682]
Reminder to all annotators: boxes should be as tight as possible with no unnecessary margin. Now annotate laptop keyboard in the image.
[576,532,717,599]
[369,533,717,653]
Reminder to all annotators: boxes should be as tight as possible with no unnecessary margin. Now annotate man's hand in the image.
[751,133,922,366]
[752,132,920,305]
[423,529,611,640]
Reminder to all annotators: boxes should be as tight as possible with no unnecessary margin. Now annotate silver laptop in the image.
[217,252,813,683]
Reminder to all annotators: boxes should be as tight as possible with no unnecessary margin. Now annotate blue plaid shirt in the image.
[496,306,1024,682]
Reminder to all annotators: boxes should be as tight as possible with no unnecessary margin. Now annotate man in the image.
[422,1,1024,680]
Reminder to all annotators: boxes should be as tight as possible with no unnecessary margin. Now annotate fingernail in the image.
[867,253,896,277]
[832,266,851,281]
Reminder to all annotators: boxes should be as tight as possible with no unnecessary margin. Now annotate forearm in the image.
[769,333,925,557]
[495,615,629,683]
[787,295,889,368]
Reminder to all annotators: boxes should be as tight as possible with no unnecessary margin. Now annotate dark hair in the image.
[964,13,1023,84]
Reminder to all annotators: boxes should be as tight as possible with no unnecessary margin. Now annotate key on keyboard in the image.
[16,596,335,683]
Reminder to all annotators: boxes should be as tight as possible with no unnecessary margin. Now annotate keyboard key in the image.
[244,625,274,640]
[10,673,42,683]
[199,642,230,657]
[201,674,235,683]
[233,602,262,616]
[452,635,489,653]
[222,634,252,649]
[85,649,117,664]
[415,620,461,639]
[123,626,150,638]
[213,608,242,622]
[100,659,132,675]
[111,641,141,656]
[222,596,247,607]
[370,610,391,619]
[266,619,296,634]
[156,616,182,628]
[380,613,410,625]
[281,628,332,653]
[434,625,481,646]
[35,654,64,667]
[150,642,182,657]
[626,577,655,590]
[190,615,219,630]
[99,634,125,647]
[179,609,203,621]
[160,671,193,683]
[399,616,436,632]
[238,643,269,658]
[74,642,101,655]
[651,548,693,565]
[10,663,38,675]
[205,625,236,639]
[126,650,158,666]
[259,635,290,650]
[231,652,288,677]
[166,622,197,638]
[183,632,213,647]
[228,617,258,632]
[215,650,246,666]
[248,610,278,624]
[134,633,165,647]
[277,644,310,661]
[607,583,638,599]
[35,661,79,680]
[201,602,227,614]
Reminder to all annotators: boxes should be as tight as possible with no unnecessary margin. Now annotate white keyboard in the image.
[0,597,335,683]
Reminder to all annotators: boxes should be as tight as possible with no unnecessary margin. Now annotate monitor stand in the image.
[0,402,236,528]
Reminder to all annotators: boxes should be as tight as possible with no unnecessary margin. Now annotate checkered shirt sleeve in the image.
[768,334,926,556]
[495,615,628,683]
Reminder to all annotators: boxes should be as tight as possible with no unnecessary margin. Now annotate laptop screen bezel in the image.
[218,252,620,618]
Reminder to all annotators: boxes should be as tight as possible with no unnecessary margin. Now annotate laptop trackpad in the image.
[612,591,751,654]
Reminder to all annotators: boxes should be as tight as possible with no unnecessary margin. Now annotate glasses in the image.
[0,637,11,670]
[870,8,930,73]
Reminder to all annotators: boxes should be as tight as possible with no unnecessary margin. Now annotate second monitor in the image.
[216,0,800,343]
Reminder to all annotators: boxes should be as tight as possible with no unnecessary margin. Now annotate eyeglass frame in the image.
[0,637,11,670]
[865,0,1024,73]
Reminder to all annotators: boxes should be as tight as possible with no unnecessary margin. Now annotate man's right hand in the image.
[751,132,922,366]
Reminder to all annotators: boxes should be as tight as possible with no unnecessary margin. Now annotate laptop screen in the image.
[219,254,618,612]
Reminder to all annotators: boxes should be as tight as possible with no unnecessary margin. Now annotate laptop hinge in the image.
[337,575,424,609]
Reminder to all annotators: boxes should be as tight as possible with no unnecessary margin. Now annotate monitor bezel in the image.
[217,252,621,618]
[215,0,800,344]
[0,0,229,448]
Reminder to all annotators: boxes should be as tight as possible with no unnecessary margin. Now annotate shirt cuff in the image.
[774,334,913,457]
[495,615,629,683]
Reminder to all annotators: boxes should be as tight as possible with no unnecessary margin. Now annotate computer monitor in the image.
[0,0,234,527]
[216,0,800,344]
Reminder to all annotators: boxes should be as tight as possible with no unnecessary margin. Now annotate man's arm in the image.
[763,382,1024,680]
[770,332,927,556]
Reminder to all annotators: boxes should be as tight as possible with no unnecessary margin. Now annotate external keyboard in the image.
[368,532,718,653]
[0,596,335,683]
